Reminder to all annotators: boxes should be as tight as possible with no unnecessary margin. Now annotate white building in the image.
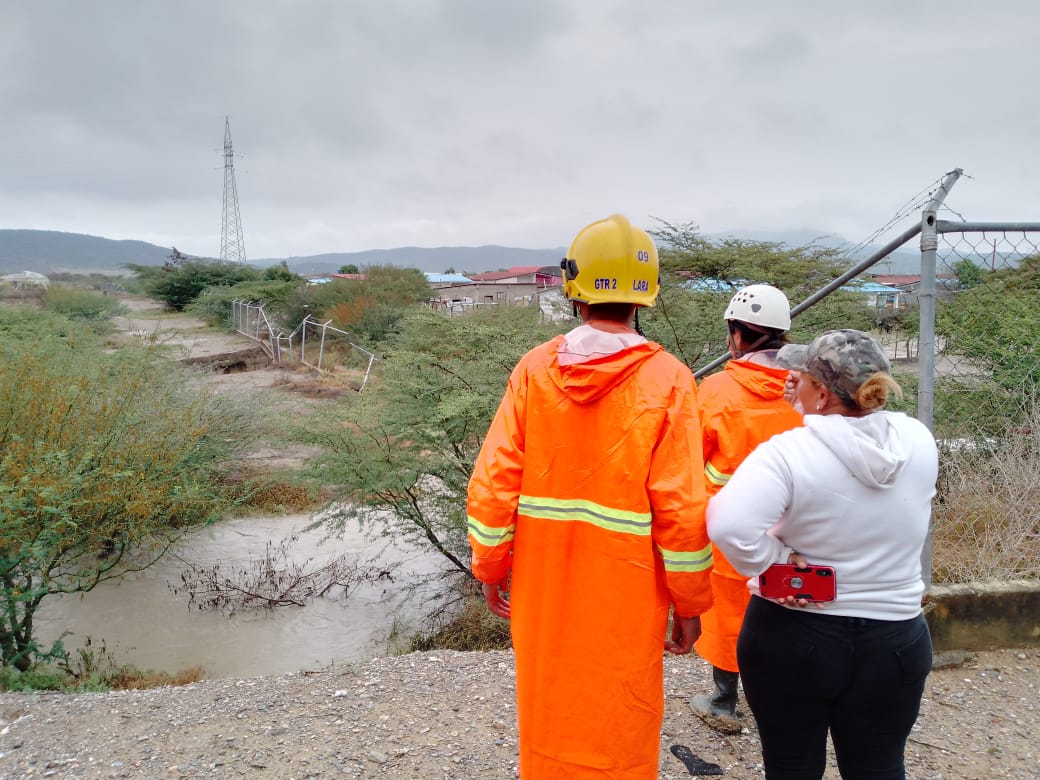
[0,271,50,289]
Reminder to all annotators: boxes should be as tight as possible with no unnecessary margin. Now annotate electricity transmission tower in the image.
[220,116,247,264]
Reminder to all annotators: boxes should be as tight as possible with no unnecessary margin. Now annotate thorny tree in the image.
[305,306,567,577]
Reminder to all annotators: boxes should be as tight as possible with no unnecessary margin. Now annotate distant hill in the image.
[257,246,569,277]
[0,228,923,278]
[0,230,568,277]
[0,230,175,275]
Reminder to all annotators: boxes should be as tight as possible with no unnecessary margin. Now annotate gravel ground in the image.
[1,647,1037,779]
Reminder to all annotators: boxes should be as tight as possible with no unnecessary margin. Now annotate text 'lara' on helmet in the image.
[724,284,792,331]
[560,214,659,307]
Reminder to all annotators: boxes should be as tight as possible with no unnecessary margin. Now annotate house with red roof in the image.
[466,265,562,287]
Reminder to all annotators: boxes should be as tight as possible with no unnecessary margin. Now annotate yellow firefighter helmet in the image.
[561,214,659,307]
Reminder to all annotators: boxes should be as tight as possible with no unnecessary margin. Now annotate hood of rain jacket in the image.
[724,356,790,399]
[550,327,663,405]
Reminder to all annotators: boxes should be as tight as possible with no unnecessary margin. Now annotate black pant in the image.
[737,597,932,780]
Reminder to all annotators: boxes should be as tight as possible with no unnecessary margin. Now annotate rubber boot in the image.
[690,666,742,734]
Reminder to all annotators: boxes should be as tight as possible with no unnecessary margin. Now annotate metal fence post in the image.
[361,353,376,392]
[917,168,962,431]
[317,320,333,372]
[917,168,961,592]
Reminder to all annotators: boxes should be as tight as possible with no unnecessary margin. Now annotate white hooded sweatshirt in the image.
[707,410,939,620]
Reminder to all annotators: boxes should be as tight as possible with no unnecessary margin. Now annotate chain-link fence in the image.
[926,224,1040,584]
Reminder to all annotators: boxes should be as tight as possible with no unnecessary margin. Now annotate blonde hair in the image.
[853,372,903,412]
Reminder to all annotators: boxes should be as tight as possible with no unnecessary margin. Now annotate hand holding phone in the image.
[759,563,836,603]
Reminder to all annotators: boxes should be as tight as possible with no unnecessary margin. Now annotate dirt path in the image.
[109,295,335,469]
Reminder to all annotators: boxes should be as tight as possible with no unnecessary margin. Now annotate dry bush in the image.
[222,470,327,514]
[932,406,1040,583]
[105,664,205,690]
[170,535,380,612]
[408,584,512,652]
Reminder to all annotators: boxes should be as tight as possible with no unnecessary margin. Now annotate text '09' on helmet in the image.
[724,284,792,331]
[560,214,660,307]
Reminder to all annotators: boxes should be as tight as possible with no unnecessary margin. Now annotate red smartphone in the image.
[759,564,837,602]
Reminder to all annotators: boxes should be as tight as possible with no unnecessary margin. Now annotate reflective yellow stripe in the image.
[518,495,651,537]
[657,543,714,573]
[467,515,515,546]
[704,461,732,487]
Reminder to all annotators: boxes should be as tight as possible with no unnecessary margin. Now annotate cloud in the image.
[1,1,1039,258]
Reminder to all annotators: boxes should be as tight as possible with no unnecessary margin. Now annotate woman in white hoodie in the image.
[707,329,938,780]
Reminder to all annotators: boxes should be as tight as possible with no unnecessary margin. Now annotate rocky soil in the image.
[0,647,1038,779]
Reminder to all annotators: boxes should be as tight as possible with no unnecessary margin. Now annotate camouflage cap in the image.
[776,329,891,402]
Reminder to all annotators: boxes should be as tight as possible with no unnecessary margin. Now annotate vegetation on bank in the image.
[0,313,257,675]
[0,636,204,693]
[126,256,430,348]
[0,290,320,690]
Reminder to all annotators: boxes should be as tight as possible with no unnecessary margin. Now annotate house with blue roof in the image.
[425,272,475,286]
[679,276,906,310]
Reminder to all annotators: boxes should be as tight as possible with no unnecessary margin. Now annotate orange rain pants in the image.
[695,358,802,672]
[468,335,713,779]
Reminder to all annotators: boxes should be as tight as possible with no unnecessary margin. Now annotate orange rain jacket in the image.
[694,358,802,672]
[468,334,713,780]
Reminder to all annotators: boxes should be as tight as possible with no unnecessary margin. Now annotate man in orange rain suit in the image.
[467,214,714,779]
[691,284,802,732]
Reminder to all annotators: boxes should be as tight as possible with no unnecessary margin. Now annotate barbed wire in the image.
[841,173,951,261]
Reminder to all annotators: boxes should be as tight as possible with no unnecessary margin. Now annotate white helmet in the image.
[724,284,791,331]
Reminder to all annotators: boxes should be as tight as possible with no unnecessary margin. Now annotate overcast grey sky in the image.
[2,1,1038,259]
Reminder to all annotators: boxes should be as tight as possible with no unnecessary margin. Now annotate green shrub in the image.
[188,279,303,326]
[0,304,101,343]
[125,259,263,311]
[42,285,126,320]
[277,266,430,347]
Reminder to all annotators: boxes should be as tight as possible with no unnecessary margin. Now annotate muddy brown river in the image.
[35,514,443,679]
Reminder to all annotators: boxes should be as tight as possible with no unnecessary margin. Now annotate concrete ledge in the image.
[924,580,1040,651]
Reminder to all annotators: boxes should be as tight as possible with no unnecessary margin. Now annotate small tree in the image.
[187,279,302,326]
[646,220,873,370]
[938,255,1040,392]
[305,306,566,574]
[263,261,302,283]
[280,265,431,346]
[125,259,263,311]
[0,338,251,671]
[338,264,360,275]
[952,258,984,290]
